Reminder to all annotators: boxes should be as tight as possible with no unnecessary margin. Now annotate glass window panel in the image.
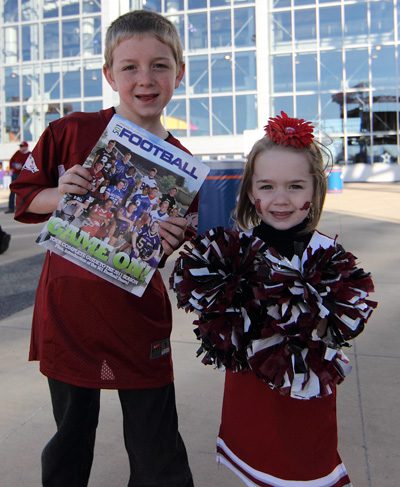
[188,0,207,8]
[210,0,230,6]
[347,135,371,164]
[294,9,316,41]
[371,45,395,89]
[166,0,184,11]
[273,0,291,7]
[142,0,161,11]
[22,107,34,142]
[212,96,233,135]
[371,90,397,133]
[189,98,210,136]
[345,92,369,132]
[166,100,187,138]
[6,107,21,141]
[62,0,80,16]
[370,1,394,37]
[211,10,231,48]
[235,51,257,91]
[23,72,40,102]
[236,94,257,134]
[319,7,342,42]
[22,0,40,20]
[188,56,209,94]
[320,93,343,134]
[44,0,58,18]
[63,20,80,57]
[296,94,318,122]
[272,12,292,47]
[345,49,369,89]
[168,14,185,51]
[3,0,19,22]
[44,23,59,59]
[328,137,344,165]
[320,51,342,90]
[272,96,294,117]
[344,3,368,38]
[82,17,102,56]
[294,0,315,5]
[84,100,103,112]
[4,26,19,63]
[211,53,233,93]
[295,53,317,91]
[22,24,39,62]
[83,0,101,13]
[188,13,207,50]
[63,65,81,98]
[272,55,293,92]
[45,103,61,125]
[44,66,61,100]
[84,67,102,97]
[63,101,81,116]
[5,68,20,102]
[234,7,255,47]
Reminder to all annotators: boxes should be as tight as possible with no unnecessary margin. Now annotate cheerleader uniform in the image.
[217,221,351,487]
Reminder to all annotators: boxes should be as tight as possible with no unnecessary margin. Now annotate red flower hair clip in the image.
[264,111,314,149]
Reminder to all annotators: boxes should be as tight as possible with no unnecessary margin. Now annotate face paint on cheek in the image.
[255,199,262,214]
[300,201,311,211]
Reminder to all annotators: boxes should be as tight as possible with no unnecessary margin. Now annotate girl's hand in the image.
[159,217,187,256]
[58,165,92,197]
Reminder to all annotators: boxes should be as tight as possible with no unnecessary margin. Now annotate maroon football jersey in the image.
[12,108,198,389]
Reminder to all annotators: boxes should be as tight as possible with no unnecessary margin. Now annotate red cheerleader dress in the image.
[217,369,351,486]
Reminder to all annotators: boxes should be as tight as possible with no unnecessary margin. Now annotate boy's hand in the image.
[159,217,187,256]
[58,165,92,197]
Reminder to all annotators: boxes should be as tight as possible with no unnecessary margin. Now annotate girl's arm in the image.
[28,165,93,214]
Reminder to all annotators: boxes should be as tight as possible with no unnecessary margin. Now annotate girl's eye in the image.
[123,65,136,71]
[153,63,169,70]
[290,184,303,189]
[260,184,273,190]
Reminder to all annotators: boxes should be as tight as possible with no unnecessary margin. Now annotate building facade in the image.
[1,0,399,171]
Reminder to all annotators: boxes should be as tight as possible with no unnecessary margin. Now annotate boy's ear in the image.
[103,64,118,92]
[175,63,185,89]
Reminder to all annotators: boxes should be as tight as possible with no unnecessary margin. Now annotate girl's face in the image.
[248,147,314,230]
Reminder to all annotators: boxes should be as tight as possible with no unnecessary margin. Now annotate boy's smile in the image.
[103,34,185,137]
[249,147,314,230]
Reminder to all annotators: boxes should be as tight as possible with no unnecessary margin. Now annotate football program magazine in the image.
[36,114,210,297]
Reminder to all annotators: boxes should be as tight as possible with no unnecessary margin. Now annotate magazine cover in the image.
[36,114,210,297]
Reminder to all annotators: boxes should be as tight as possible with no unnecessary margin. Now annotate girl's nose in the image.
[272,188,289,205]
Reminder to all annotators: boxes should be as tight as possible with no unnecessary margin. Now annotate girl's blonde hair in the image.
[235,137,328,233]
[104,10,184,69]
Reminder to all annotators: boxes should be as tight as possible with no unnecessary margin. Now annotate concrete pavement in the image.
[0,183,399,486]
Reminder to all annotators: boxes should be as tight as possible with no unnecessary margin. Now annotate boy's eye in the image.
[153,63,169,70]
[123,65,136,71]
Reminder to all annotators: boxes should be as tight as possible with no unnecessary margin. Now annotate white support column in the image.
[255,0,271,128]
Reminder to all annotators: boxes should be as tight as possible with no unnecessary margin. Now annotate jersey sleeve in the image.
[11,125,60,224]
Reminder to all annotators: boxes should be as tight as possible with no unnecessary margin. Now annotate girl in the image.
[172,112,376,487]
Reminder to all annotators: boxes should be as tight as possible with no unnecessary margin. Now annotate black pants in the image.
[42,378,194,487]
[8,173,18,211]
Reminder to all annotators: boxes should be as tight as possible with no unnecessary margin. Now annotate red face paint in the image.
[255,199,262,214]
[300,201,311,211]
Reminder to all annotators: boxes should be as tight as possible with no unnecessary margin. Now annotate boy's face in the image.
[103,34,184,132]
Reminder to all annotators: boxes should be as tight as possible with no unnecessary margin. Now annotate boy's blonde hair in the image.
[235,137,327,233]
[104,10,184,69]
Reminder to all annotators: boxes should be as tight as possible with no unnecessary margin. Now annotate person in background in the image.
[5,141,31,214]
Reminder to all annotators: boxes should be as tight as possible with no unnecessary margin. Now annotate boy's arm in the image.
[27,165,92,214]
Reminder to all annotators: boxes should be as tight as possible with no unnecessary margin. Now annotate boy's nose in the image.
[137,68,154,85]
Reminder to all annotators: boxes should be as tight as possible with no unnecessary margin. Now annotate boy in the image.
[11,10,195,487]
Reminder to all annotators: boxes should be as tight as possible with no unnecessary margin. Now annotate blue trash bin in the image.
[198,160,244,234]
[327,166,343,193]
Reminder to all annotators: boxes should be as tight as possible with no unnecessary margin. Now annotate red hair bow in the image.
[264,111,314,149]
